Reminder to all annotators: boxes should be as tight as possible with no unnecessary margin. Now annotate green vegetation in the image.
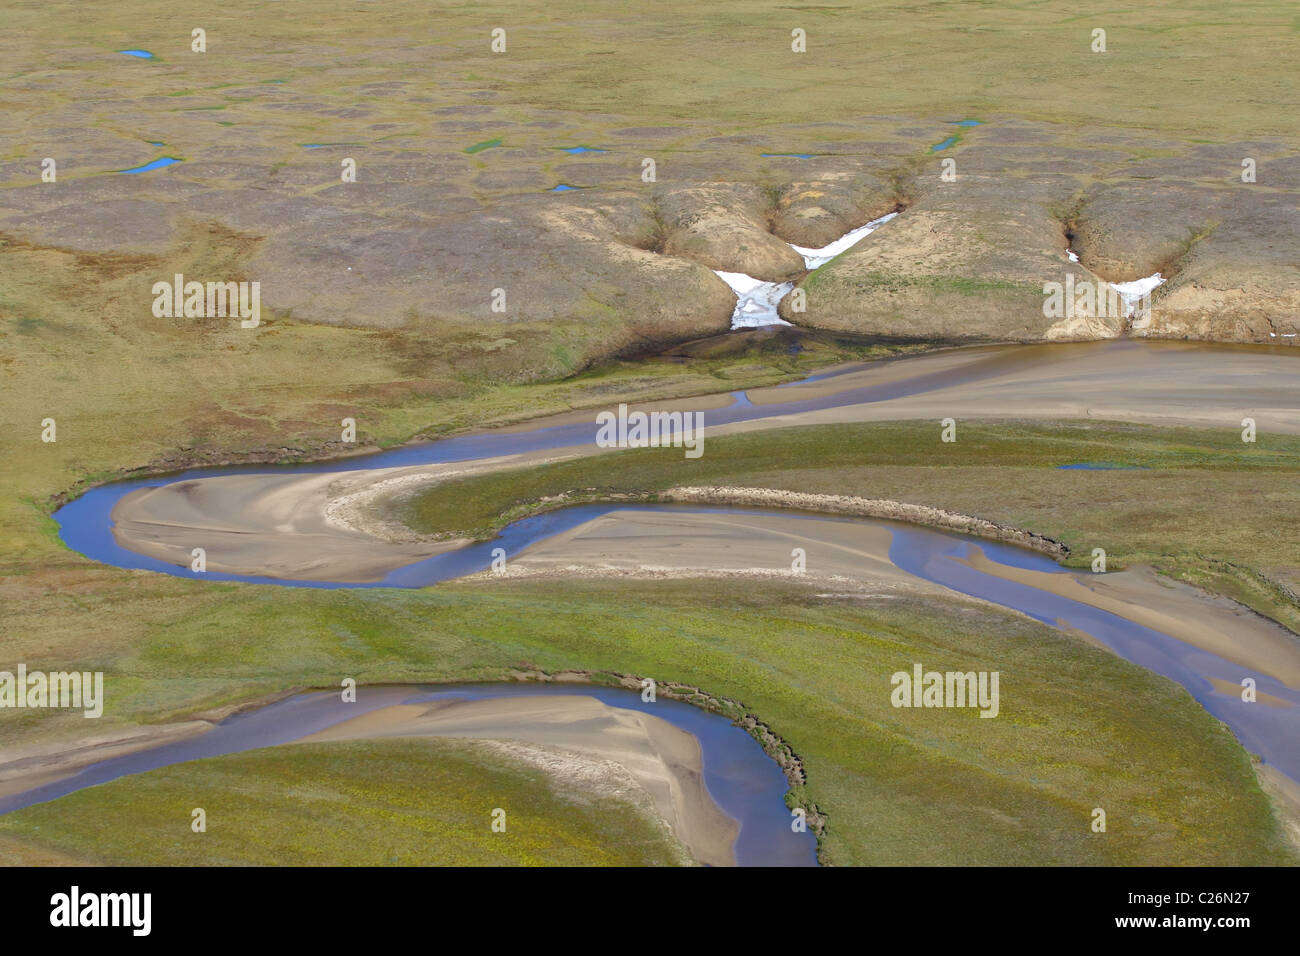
[2,0,1298,867]
[0,738,691,866]
[817,272,1034,297]
[3,416,1298,863]
[400,420,1300,628]
[1,579,1291,865]
[9,1,1297,140]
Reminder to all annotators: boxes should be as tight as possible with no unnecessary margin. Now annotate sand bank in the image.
[0,721,212,799]
[740,341,1300,435]
[301,695,739,866]
[107,341,1300,583]
[956,549,1300,690]
[500,506,948,596]
[504,504,1300,687]
[109,448,584,582]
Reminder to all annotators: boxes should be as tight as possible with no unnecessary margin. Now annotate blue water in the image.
[119,50,154,59]
[560,146,606,154]
[57,453,1300,785]
[0,682,817,866]
[52,345,1118,589]
[147,141,164,146]
[550,184,580,192]
[118,157,182,174]
[775,366,856,387]
[95,496,1295,787]
[886,525,1300,784]
[36,489,1300,858]
[417,684,816,866]
[55,346,1066,589]
[61,499,768,590]
[1057,462,1148,471]
[952,119,982,127]
[48,338,1300,829]
[931,136,958,152]
[762,153,816,159]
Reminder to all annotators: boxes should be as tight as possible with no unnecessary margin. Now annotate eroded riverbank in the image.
[0,681,819,867]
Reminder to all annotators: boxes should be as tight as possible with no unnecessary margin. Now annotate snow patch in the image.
[715,211,898,329]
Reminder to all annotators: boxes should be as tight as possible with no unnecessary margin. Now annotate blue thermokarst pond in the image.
[1057,462,1148,470]
[932,120,981,151]
[118,49,154,59]
[117,157,182,174]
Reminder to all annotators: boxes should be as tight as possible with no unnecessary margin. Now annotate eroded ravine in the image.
[1065,244,1167,322]
[716,211,899,328]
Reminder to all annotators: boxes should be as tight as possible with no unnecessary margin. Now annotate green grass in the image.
[2,0,1298,867]
[11,1,1298,140]
[401,419,1294,537]
[2,579,1292,865]
[822,273,1034,296]
[0,738,691,866]
[400,420,1300,630]
[5,405,1298,863]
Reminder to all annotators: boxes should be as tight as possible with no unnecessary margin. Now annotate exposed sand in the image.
[501,506,1300,838]
[956,549,1300,691]
[736,340,1300,434]
[110,448,585,582]
[108,341,1300,583]
[501,507,950,598]
[96,338,1300,845]
[0,720,212,799]
[505,507,1300,690]
[0,688,740,868]
[486,340,1300,434]
[1207,678,1294,709]
[660,486,1067,556]
[299,695,739,866]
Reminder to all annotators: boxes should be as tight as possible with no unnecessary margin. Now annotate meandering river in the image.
[36,339,1300,864]
[0,682,818,867]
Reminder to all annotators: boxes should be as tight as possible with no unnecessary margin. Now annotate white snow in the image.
[716,211,898,329]
[1066,244,1166,318]
[714,272,795,328]
[1109,273,1166,317]
[789,211,899,269]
